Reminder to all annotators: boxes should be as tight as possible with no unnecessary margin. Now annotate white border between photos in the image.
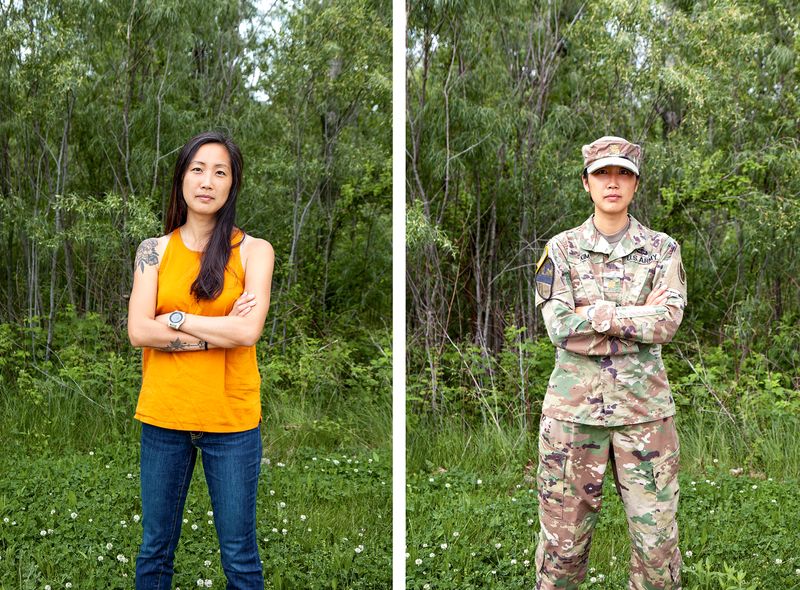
[392,0,406,588]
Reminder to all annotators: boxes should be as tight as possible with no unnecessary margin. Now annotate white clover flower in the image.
[440,543,447,550]
[281,529,287,535]
[2,517,8,523]
[117,554,127,563]
[477,479,482,485]
[523,549,528,555]
[50,509,56,515]
[444,483,450,488]
[300,515,307,521]
[98,555,104,562]
[45,585,51,590]
[271,528,278,533]
[423,584,430,590]
[685,550,693,558]
[590,576,597,583]
[89,451,94,456]
[511,559,517,565]
[775,558,783,565]
[354,545,364,554]
[279,502,286,509]
[795,568,800,575]
[422,543,428,548]
[192,524,198,531]
[415,558,422,565]
[106,542,113,550]
[204,580,212,588]
[127,473,133,479]
[40,530,47,536]
[269,490,275,496]
[66,583,72,588]
[204,560,211,567]
[452,531,460,537]
[207,511,213,517]
[133,514,140,523]
[312,457,317,461]
[471,552,476,557]
[197,580,204,587]
[752,485,758,490]
[183,519,189,524]
[70,512,77,519]
[429,477,434,483]
[208,520,213,525]
[713,458,718,463]
[495,542,502,549]
[277,462,285,467]
[524,560,530,567]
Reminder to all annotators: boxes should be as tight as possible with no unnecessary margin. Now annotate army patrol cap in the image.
[582,136,642,176]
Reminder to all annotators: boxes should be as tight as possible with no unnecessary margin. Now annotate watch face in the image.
[169,311,183,323]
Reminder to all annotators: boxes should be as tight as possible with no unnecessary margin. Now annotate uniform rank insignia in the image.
[535,245,555,301]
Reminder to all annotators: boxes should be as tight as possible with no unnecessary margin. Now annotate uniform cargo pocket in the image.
[537,433,568,521]
[650,448,680,530]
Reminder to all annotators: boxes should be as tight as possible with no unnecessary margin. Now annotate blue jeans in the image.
[135,423,264,590]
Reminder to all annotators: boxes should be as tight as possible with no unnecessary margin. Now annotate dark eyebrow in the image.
[190,160,231,170]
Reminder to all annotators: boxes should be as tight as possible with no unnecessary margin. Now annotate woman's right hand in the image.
[229,291,257,317]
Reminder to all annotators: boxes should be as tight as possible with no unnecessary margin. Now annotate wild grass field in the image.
[406,414,800,590]
[0,325,392,589]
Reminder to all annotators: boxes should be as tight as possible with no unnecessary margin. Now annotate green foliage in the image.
[406,0,800,428]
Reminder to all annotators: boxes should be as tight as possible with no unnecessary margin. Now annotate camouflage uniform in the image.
[534,213,687,590]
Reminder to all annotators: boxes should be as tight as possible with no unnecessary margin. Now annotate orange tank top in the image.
[134,228,261,432]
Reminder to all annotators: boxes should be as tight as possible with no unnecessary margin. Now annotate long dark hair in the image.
[165,131,244,301]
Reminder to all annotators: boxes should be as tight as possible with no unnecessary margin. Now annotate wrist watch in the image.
[587,305,596,322]
[168,310,186,330]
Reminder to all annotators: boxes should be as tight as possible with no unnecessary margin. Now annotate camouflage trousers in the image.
[534,415,682,590]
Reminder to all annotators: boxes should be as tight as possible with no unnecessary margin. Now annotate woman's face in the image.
[582,165,638,215]
[181,142,233,216]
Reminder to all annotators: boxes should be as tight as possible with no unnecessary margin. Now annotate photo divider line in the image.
[392,0,407,588]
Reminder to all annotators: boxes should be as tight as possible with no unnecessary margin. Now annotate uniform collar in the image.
[577,214,649,261]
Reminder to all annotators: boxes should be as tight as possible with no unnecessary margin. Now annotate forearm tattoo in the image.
[135,238,159,273]
[157,337,208,352]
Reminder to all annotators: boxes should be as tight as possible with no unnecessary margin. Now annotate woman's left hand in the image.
[229,291,257,317]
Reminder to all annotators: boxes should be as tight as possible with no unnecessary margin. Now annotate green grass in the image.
[406,413,800,589]
[0,390,391,589]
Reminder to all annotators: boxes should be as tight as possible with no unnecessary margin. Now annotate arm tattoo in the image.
[157,337,207,352]
[135,239,159,274]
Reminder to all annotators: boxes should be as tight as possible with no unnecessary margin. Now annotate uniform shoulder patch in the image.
[535,245,555,301]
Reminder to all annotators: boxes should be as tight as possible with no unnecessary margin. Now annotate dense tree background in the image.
[406,0,800,430]
[0,0,392,444]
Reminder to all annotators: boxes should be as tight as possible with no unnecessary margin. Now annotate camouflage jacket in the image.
[534,215,687,426]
